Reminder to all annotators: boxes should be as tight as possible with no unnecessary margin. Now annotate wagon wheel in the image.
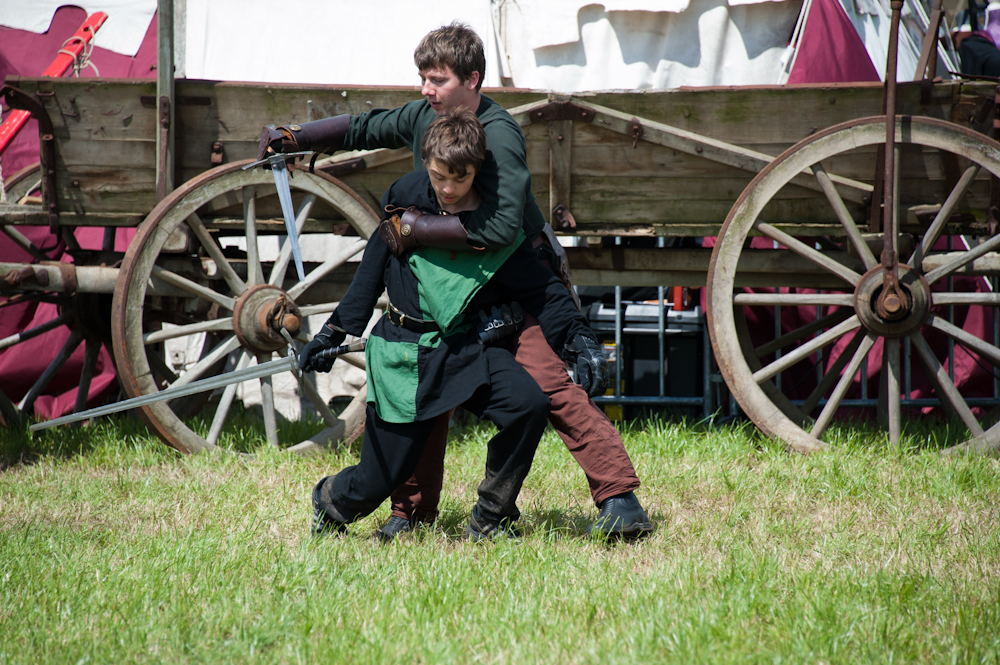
[112,160,379,454]
[2,160,113,422]
[709,116,1000,455]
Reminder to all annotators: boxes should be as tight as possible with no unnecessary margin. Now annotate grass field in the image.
[1,412,998,664]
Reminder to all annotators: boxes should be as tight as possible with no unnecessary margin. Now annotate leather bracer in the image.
[257,114,351,160]
[378,207,470,257]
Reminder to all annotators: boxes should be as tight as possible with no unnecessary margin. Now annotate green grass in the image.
[1,413,998,664]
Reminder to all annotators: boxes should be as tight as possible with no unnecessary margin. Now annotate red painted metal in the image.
[0,12,108,157]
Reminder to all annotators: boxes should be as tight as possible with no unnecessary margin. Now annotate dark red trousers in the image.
[390,313,640,521]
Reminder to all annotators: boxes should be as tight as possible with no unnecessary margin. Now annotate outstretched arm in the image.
[299,234,389,373]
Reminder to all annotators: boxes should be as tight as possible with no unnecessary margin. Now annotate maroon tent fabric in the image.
[787,0,881,85]
[1,6,157,418]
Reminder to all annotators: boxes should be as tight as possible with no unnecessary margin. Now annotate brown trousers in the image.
[389,313,640,521]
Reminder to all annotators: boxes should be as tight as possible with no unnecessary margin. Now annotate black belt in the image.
[387,303,440,333]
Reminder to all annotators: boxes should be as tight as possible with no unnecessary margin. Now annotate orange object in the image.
[0,12,108,156]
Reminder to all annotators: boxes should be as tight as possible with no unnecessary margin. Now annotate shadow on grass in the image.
[0,411,169,471]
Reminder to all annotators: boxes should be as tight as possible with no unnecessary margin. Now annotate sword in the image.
[29,339,366,432]
[242,150,314,281]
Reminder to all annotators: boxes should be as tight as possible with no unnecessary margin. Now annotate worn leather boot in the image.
[311,475,348,537]
[375,515,412,543]
[588,491,653,539]
[464,505,521,542]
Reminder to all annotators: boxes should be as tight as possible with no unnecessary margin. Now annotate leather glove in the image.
[564,333,609,398]
[257,115,351,161]
[299,324,347,374]
[257,125,298,161]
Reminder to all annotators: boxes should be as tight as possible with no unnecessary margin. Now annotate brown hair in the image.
[414,22,485,92]
[420,108,486,178]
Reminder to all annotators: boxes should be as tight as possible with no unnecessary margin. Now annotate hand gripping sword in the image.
[29,338,366,432]
[241,150,314,281]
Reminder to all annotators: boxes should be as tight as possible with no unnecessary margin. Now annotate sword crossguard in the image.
[241,151,314,171]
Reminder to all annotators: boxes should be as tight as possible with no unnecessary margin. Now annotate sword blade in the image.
[269,155,306,281]
[30,354,297,432]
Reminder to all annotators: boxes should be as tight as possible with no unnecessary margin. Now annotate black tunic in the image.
[326,170,590,422]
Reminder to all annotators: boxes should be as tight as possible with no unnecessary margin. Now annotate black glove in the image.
[299,324,347,374]
[564,334,609,398]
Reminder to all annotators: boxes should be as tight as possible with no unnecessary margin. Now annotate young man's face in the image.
[426,158,477,210]
[419,65,480,115]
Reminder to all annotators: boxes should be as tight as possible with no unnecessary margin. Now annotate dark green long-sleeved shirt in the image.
[343,95,545,249]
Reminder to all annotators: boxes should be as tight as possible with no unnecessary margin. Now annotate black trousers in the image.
[328,345,550,524]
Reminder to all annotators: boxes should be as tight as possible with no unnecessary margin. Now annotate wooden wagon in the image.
[4,66,1000,455]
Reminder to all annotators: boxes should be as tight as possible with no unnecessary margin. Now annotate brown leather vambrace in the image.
[257,114,351,160]
[378,207,471,257]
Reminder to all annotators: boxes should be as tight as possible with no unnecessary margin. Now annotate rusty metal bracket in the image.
[551,204,577,230]
[628,116,643,148]
[1,85,59,233]
[528,101,595,124]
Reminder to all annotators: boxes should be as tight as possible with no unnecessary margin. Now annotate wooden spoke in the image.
[924,233,1000,285]
[73,339,102,415]
[147,349,179,386]
[185,212,247,295]
[298,303,340,318]
[753,308,854,358]
[931,292,1000,306]
[267,194,315,287]
[801,328,866,415]
[243,186,264,288]
[257,352,280,447]
[734,292,854,307]
[810,332,878,438]
[755,222,862,286]
[884,337,902,445]
[165,335,240,390]
[927,314,1000,369]
[908,164,981,269]
[18,330,85,412]
[0,224,52,262]
[287,238,366,301]
[150,265,236,311]
[910,332,984,437]
[207,351,252,445]
[299,372,341,429]
[0,312,72,351]
[812,162,877,270]
[753,315,860,384]
[143,318,234,345]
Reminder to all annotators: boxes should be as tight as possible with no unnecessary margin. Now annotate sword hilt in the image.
[315,338,366,361]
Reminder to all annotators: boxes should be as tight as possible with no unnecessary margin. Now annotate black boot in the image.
[374,515,412,543]
[465,505,521,542]
[588,491,653,539]
[311,475,348,537]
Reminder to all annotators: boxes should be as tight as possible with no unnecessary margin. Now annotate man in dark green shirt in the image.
[262,22,651,540]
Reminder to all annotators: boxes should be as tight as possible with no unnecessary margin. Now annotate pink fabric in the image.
[787,0,881,85]
[986,6,1000,46]
[1,6,156,418]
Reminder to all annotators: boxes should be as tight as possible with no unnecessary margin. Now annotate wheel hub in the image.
[231,284,302,353]
[853,264,930,337]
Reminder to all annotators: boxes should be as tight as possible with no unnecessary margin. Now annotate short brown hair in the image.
[414,22,485,92]
[420,109,486,178]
